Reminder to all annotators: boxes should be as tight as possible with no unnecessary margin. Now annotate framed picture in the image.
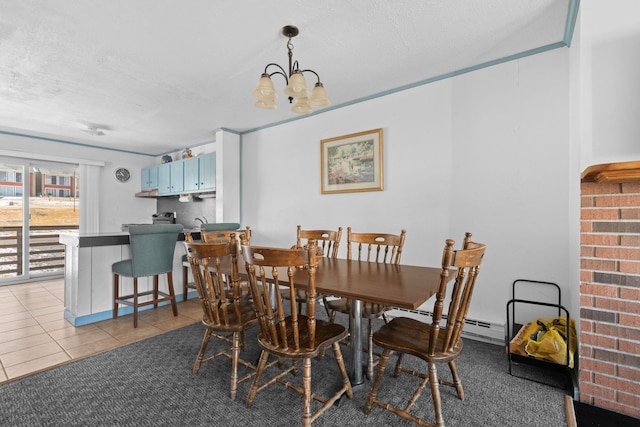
[321,128,383,194]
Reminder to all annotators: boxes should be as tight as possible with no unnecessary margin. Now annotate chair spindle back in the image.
[296,226,342,258]
[429,232,486,355]
[347,227,406,264]
[202,226,251,244]
[241,239,320,352]
[184,234,243,328]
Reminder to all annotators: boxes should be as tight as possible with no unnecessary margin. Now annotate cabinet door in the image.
[170,161,184,193]
[158,163,172,195]
[141,167,151,190]
[183,157,200,192]
[148,166,159,188]
[199,153,216,191]
[141,166,159,190]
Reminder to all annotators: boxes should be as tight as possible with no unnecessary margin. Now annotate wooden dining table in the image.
[211,251,450,388]
[261,256,450,388]
[228,256,453,389]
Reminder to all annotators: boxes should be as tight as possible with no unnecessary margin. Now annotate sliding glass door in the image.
[0,158,79,284]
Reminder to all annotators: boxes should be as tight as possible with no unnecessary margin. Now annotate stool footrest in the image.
[115,290,174,307]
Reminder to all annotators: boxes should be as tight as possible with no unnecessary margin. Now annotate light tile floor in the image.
[0,279,201,383]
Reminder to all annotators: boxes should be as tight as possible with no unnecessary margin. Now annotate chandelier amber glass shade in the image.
[255,98,278,109]
[309,82,330,107]
[283,71,309,98]
[291,97,313,114]
[253,74,277,98]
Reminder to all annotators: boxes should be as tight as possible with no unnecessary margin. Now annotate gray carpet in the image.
[0,320,568,426]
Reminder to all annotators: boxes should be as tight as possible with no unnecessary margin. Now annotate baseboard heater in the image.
[386,308,505,345]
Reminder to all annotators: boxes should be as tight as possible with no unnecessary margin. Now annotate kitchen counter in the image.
[59,230,200,326]
[59,229,201,247]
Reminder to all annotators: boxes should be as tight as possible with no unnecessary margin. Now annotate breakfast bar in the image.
[59,230,198,326]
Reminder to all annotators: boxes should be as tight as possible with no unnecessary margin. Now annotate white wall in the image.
[215,130,241,224]
[580,0,640,168]
[242,47,575,326]
[242,79,453,266]
[451,49,575,324]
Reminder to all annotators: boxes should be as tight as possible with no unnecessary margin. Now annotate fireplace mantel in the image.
[581,160,640,183]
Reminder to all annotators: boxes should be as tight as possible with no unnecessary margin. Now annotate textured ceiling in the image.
[0,0,576,156]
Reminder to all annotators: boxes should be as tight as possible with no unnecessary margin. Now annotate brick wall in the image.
[580,181,640,418]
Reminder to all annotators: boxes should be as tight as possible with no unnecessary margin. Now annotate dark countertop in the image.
[59,230,201,248]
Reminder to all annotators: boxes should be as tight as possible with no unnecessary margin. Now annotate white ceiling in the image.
[0,0,576,156]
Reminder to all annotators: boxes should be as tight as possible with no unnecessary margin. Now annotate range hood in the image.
[195,192,216,199]
[135,189,159,198]
[134,189,216,199]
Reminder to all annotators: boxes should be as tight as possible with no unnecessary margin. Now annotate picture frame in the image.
[321,128,383,194]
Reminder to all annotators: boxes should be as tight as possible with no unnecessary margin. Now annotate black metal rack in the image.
[505,279,578,398]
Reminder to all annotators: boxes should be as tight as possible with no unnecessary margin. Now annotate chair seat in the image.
[257,315,348,358]
[112,259,171,277]
[373,317,463,363]
[325,297,389,319]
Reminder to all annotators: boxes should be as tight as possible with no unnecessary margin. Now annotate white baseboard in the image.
[387,308,504,346]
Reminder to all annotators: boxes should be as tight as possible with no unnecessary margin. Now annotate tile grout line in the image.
[0,280,201,384]
[0,282,68,382]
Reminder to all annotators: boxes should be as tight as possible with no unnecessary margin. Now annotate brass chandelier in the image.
[252,25,330,114]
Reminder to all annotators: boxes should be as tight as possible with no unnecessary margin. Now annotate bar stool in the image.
[113,224,183,327]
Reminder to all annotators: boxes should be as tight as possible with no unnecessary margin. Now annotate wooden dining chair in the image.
[240,238,353,427]
[202,226,252,300]
[297,225,342,257]
[364,232,486,427]
[183,234,258,400]
[324,227,406,379]
[202,226,251,244]
[288,225,342,315]
[182,224,251,301]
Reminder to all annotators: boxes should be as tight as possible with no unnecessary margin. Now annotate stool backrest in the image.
[128,224,183,277]
[201,222,241,231]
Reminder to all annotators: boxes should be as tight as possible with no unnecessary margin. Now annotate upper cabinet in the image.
[183,153,216,192]
[157,162,171,195]
[198,153,216,191]
[183,156,200,192]
[141,165,159,190]
[158,161,183,195]
[169,161,184,194]
[142,153,215,196]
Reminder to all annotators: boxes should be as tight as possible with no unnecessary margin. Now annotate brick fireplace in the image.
[580,161,640,418]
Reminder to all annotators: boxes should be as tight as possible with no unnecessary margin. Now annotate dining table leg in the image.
[349,298,365,389]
